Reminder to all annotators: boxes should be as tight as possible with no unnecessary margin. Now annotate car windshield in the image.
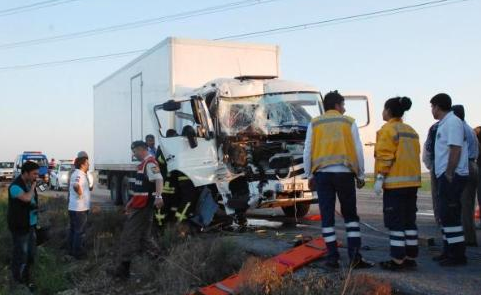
[0,162,14,168]
[60,164,73,171]
[218,92,321,136]
[24,157,48,167]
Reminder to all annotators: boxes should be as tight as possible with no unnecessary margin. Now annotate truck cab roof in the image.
[196,77,320,98]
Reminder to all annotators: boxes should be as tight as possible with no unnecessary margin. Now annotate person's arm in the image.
[445,118,465,182]
[73,174,83,197]
[374,127,397,176]
[10,183,36,203]
[146,163,164,208]
[422,140,433,171]
[468,128,479,160]
[303,122,313,179]
[445,146,462,182]
[351,122,365,179]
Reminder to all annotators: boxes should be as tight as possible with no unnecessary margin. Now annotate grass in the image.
[0,184,398,295]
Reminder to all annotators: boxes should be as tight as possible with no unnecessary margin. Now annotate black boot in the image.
[113,261,131,279]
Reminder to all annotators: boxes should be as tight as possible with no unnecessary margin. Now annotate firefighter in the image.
[303,90,374,269]
[113,141,164,279]
[374,97,421,271]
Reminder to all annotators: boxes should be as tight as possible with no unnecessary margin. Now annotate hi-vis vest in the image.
[375,118,421,189]
[129,155,158,209]
[310,110,359,175]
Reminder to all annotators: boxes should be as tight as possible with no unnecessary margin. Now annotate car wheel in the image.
[281,202,311,218]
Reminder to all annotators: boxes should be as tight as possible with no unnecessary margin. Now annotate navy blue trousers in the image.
[314,172,361,262]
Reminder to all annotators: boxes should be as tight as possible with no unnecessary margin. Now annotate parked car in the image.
[13,152,49,183]
[0,161,14,181]
[49,160,74,191]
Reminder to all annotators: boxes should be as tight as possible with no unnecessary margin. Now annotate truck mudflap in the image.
[191,237,327,295]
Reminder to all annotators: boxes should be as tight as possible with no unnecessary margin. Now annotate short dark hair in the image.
[21,161,39,174]
[384,96,412,118]
[430,93,452,111]
[74,157,88,169]
[452,105,465,121]
[323,91,344,111]
[145,134,155,140]
[131,140,148,150]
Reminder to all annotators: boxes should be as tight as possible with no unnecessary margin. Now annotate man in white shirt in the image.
[68,152,92,259]
[303,91,373,270]
[430,93,469,266]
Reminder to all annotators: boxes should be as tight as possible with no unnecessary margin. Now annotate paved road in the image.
[245,190,481,295]
[30,185,481,294]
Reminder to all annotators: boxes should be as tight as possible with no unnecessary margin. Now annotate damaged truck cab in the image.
[156,77,324,218]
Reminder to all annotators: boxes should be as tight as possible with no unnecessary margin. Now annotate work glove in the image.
[374,174,384,196]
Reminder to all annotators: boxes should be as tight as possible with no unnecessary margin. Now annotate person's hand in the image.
[30,181,37,191]
[154,198,164,209]
[308,177,316,191]
[374,179,383,196]
[374,174,384,196]
[445,172,454,183]
[356,178,366,189]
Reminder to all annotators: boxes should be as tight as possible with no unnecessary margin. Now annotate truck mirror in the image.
[162,100,181,111]
[343,95,370,128]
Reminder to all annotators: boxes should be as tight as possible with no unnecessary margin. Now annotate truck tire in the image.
[110,175,121,205]
[121,175,131,205]
[281,202,310,218]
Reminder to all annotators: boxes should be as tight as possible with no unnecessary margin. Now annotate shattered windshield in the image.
[218,92,321,136]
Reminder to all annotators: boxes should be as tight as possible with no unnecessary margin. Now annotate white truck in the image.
[94,37,374,221]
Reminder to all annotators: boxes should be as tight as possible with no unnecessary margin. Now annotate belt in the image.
[469,158,477,162]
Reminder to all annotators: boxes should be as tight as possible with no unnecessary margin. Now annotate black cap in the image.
[131,140,148,150]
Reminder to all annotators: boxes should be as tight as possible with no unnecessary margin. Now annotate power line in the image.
[215,0,471,40]
[0,0,474,71]
[0,0,82,17]
[0,0,283,50]
[0,49,146,70]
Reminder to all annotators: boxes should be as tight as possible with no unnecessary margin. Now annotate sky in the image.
[0,0,480,171]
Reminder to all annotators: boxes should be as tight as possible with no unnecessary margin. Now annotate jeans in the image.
[68,210,88,257]
[314,172,361,261]
[11,228,36,283]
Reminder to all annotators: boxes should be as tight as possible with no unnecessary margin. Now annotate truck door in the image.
[155,98,218,187]
[343,95,376,172]
[130,73,143,160]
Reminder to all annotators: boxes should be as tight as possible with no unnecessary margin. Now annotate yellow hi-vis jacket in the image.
[310,110,359,175]
[375,118,421,189]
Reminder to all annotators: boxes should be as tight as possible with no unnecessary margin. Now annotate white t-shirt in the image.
[68,169,91,211]
[434,111,469,178]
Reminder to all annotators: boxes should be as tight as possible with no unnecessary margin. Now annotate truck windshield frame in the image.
[218,92,322,136]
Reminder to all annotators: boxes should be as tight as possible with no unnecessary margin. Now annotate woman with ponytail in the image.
[374,97,422,271]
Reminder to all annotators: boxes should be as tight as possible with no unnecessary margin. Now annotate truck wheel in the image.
[121,175,131,205]
[110,175,122,205]
[282,202,311,218]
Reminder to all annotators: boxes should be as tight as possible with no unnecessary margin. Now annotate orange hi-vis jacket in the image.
[310,110,359,176]
[375,118,421,189]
